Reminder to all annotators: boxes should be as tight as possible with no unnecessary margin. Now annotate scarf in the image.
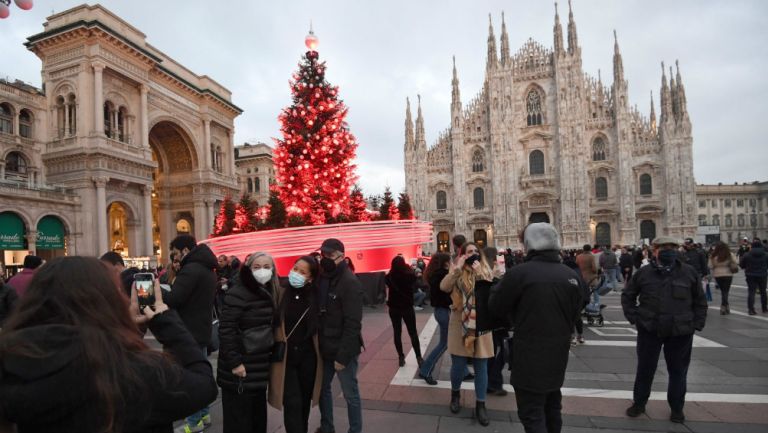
[460,280,478,351]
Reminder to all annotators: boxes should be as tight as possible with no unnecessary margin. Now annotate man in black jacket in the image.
[622,236,708,424]
[740,240,768,315]
[165,234,218,433]
[682,238,709,279]
[316,238,364,433]
[489,223,583,433]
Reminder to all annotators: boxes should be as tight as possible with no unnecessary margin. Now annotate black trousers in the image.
[221,387,267,433]
[714,276,732,307]
[283,349,318,433]
[632,326,693,412]
[514,388,563,433]
[388,307,421,358]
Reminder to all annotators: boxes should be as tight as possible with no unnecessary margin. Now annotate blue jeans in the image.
[414,290,426,307]
[450,355,488,401]
[603,268,619,290]
[319,355,362,433]
[186,346,211,426]
[418,307,470,379]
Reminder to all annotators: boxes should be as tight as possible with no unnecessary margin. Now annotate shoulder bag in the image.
[271,306,310,363]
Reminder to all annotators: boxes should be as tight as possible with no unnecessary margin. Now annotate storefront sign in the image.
[0,212,26,250]
[36,216,65,249]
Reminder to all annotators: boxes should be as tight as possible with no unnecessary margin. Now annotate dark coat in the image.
[0,310,216,433]
[0,283,18,325]
[317,264,363,366]
[217,265,276,394]
[740,246,768,277]
[682,247,709,276]
[488,251,584,393]
[385,271,416,311]
[164,244,218,346]
[621,260,708,337]
[428,268,451,309]
[619,253,634,270]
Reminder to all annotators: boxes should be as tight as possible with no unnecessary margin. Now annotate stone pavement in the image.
[171,273,768,432]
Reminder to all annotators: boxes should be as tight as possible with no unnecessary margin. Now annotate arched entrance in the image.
[595,223,611,248]
[436,231,450,253]
[529,212,550,224]
[0,211,28,277]
[149,120,199,261]
[108,202,132,258]
[640,220,656,242]
[36,215,67,261]
[474,229,488,248]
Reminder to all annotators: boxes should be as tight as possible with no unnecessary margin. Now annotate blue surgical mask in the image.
[658,250,677,266]
[288,270,307,288]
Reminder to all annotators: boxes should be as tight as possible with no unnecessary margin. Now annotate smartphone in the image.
[465,254,480,267]
[134,273,155,308]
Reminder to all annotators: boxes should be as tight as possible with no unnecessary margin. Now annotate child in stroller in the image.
[584,273,610,326]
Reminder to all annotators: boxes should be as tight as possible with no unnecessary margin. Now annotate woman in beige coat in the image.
[268,256,323,433]
[440,242,494,427]
[709,241,739,315]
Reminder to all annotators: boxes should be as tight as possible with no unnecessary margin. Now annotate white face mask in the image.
[252,268,273,285]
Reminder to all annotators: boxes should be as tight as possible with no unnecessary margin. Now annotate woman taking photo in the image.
[217,252,279,433]
[709,241,739,315]
[440,242,494,427]
[418,252,452,385]
[0,256,216,433]
[385,255,423,367]
[268,256,323,433]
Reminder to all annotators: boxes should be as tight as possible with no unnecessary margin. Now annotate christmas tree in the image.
[378,187,399,221]
[397,191,414,220]
[265,190,287,229]
[273,27,359,225]
[349,185,370,222]
[212,195,236,237]
[235,193,259,233]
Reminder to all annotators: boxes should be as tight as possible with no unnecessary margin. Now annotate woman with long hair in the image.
[418,252,453,385]
[268,256,323,433]
[709,241,738,315]
[217,252,280,433]
[385,255,423,367]
[440,242,495,426]
[0,256,216,433]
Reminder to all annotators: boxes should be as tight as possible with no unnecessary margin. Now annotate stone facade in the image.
[234,142,274,206]
[0,4,240,268]
[695,182,768,246]
[404,4,696,252]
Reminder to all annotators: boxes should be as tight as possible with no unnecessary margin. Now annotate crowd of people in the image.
[0,227,765,433]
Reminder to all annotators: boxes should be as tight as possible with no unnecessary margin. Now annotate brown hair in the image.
[0,256,174,433]
[424,252,451,283]
[712,241,732,263]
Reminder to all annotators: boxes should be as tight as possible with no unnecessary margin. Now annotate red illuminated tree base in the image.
[202,220,433,275]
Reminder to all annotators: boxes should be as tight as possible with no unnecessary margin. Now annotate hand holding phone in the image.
[134,273,156,309]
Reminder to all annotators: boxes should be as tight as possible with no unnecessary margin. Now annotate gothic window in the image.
[255,177,260,192]
[472,148,485,173]
[216,146,223,173]
[737,199,744,207]
[19,109,32,138]
[529,150,544,175]
[595,223,611,247]
[750,214,757,227]
[474,229,487,248]
[595,177,608,199]
[437,231,450,252]
[592,137,607,161]
[725,214,732,227]
[749,199,757,208]
[526,89,543,126]
[104,101,113,138]
[247,178,253,193]
[67,94,76,135]
[639,174,653,195]
[5,152,28,178]
[117,106,127,142]
[436,191,447,210]
[724,199,731,208]
[640,220,656,241]
[738,214,745,227]
[698,215,707,226]
[712,214,720,226]
[473,187,485,209]
[56,96,65,138]
[0,103,13,134]
[699,200,706,208]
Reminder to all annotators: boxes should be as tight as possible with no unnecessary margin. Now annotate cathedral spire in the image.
[613,29,624,84]
[451,56,461,111]
[675,59,688,117]
[567,0,579,55]
[649,90,657,131]
[500,12,510,66]
[415,94,425,146]
[405,97,414,150]
[487,14,498,71]
[669,65,679,118]
[554,2,564,55]
[660,62,671,123]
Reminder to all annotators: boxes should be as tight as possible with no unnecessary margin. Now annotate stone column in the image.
[26,230,37,256]
[64,101,70,136]
[12,110,19,136]
[203,118,212,169]
[228,130,236,176]
[140,84,149,148]
[141,185,154,256]
[93,176,109,254]
[93,62,105,135]
[194,201,207,241]
[206,199,215,234]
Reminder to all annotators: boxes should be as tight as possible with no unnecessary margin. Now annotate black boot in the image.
[475,401,489,426]
[450,390,461,413]
[398,354,405,367]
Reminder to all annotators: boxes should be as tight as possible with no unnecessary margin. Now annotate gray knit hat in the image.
[523,223,561,251]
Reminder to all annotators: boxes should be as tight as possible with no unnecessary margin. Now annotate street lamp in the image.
[0,0,34,19]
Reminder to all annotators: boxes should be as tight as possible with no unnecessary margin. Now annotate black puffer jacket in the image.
[217,265,276,394]
[740,246,768,277]
[317,263,363,366]
[621,259,707,337]
[385,271,416,311]
[0,310,216,433]
[488,251,584,393]
[428,268,451,309]
[682,247,709,276]
[165,244,218,346]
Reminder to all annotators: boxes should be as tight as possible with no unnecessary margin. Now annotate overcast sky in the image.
[1,0,766,195]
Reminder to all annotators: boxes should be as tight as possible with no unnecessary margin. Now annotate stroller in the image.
[584,273,610,326]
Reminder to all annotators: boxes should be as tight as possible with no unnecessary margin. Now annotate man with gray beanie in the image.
[489,223,584,433]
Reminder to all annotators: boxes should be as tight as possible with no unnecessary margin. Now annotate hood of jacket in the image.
[181,243,218,270]
[750,246,766,258]
[0,324,88,425]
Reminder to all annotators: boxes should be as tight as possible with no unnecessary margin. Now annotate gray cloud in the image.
[1,0,765,194]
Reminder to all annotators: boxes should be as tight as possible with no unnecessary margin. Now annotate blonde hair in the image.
[458,243,493,293]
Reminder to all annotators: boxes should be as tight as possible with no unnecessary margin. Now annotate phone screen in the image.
[134,273,155,307]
